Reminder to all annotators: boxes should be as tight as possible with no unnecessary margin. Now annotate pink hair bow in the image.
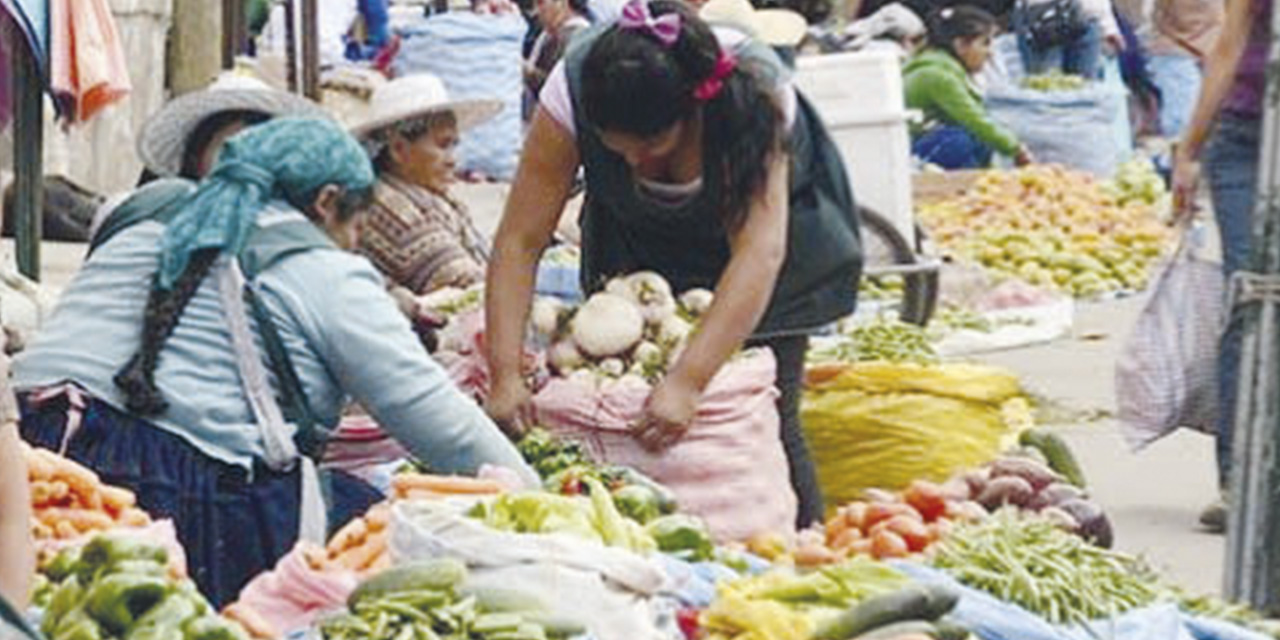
[693,49,738,102]
[618,0,682,47]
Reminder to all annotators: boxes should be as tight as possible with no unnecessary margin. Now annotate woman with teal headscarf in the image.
[12,118,536,606]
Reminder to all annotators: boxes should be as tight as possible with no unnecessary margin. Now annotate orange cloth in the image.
[49,0,131,123]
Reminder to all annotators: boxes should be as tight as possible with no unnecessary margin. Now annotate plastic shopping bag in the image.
[801,361,1028,508]
[1116,232,1223,451]
[389,501,670,640]
[532,349,797,543]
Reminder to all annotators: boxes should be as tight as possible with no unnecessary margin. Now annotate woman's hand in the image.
[485,374,534,439]
[1172,146,1203,226]
[632,375,701,452]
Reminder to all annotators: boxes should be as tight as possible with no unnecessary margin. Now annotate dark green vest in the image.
[564,28,863,336]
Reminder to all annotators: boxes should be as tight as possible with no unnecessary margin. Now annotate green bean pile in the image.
[931,510,1160,627]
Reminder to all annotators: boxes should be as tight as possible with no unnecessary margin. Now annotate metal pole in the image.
[1224,0,1280,613]
[284,0,298,93]
[8,18,42,282]
[222,0,248,69]
[300,0,320,100]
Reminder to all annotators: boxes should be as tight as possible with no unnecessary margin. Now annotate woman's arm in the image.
[920,68,1023,157]
[1173,0,1253,216]
[0,420,34,608]
[483,109,581,429]
[634,154,789,450]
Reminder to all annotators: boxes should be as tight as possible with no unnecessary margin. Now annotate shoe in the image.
[1199,498,1227,534]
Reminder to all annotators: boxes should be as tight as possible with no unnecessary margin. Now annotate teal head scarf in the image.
[156,116,375,289]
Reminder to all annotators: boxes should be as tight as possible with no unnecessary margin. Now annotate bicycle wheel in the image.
[858,206,940,326]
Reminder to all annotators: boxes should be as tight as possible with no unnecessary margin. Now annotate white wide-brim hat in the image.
[700,0,808,47]
[349,74,503,140]
[138,72,328,177]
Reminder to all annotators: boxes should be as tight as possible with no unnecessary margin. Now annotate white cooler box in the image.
[793,51,915,246]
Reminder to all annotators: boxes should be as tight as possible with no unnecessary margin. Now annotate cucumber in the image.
[521,612,587,638]
[853,620,938,639]
[931,618,971,640]
[812,584,959,640]
[348,559,468,608]
[1019,428,1087,488]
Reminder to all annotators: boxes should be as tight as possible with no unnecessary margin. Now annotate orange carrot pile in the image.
[24,444,152,540]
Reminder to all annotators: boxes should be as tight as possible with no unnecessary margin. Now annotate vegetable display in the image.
[918,166,1171,297]
[320,559,582,640]
[25,444,153,541]
[533,272,713,382]
[811,318,939,365]
[467,482,657,553]
[930,510,1159,626]
[35,535,246,640]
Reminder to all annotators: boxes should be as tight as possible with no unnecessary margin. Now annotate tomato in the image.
[870,529,910,559]
[829,527,863,552]
[846,538,875,558]
[873,515,934,553]
[795,544,841,568]
[825,515,852,546]
[676,608,702,640]
[841,502,871,532]
[930,517,956,541]
[903,480,950,522]
[864,502,920,530]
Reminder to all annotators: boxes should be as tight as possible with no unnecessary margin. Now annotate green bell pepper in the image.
[125,594,200,640]
[84,574,171,633]
[184,615,250,640]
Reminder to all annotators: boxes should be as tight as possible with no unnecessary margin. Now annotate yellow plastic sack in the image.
[802,361,1028,509]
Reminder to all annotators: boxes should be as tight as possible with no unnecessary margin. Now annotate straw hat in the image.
[138,72,328,177]
[349,74,503,140]
[700,0,808,47]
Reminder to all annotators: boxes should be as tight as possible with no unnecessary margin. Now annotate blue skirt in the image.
[19,391,382,608]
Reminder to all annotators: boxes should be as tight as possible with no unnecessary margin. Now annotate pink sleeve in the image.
[538,62,577,137]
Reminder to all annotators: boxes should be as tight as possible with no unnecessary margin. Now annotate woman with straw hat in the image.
[352,74,503,296]
[136,71,327,182]
[15,118,535,605]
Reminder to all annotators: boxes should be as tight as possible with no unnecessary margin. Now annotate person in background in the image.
[16,118,536,606]
[1115,0,1223,137]
[905,6,1034,168]
[523,0,593,121]
[485,0,862,527]
[0,347,32,611]
[1013,0,1124,79]
[136,72,326,184]
[1171,0,1268,534]
[353,75,503,295]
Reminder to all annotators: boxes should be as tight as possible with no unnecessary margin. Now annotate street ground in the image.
[6,236,1230,597]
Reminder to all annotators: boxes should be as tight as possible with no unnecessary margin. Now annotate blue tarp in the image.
[893,563,1273,640]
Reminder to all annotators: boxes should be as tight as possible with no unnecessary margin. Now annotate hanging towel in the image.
[49,0,131,123]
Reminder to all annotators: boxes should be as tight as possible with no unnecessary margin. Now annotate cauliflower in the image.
[531,297,565,338]
[656,315,693,347]
[598,358,626,378]
[571,293,646,358]
[548,340,585,373]
[679,288,714,317]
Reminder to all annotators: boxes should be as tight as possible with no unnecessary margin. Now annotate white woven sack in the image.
[1116,233,1223,451]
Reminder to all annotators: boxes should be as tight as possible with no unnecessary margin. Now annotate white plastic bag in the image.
[1116,229,1223,450]
[388,502,672,640]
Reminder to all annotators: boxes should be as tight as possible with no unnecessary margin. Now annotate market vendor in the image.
[904,6,1034,169]
[483,0,862,527]
[135,71,326,183]
[14,118,537,607]
[352,74,503,295]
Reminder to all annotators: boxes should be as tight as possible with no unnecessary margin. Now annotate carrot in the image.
[366,551,392,574]
[31,520,54,540]
[391,474,505,497]
[30,481,71,507]
[24,449,55,482]
[222,604,279,640]
[397,488,455,502]
[334,530,387,571]
[100,485,136,514]
[55,521,81,540]
[76,489,104,512]
[364,503,392,532]
[326,518,368,556]
[119,508,151,527]
[38,507,115,533]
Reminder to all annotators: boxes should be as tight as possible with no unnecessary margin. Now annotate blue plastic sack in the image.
[892,563,1272,640]
[393,13,526,180]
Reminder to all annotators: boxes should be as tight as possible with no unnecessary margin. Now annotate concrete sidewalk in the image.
[977,298,1226,595]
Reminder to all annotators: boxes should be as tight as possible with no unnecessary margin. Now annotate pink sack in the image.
[532,350,797,542]
[233,543,359,637]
